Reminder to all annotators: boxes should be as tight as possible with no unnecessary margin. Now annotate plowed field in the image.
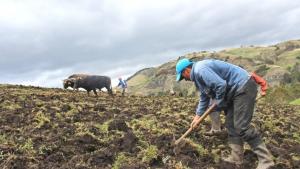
[0,85,299,169]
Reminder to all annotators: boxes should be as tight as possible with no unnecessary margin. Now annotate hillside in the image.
[127,40,300,104]
[0,84,299,168]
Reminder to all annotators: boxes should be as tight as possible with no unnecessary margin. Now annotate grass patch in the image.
[74,122,95,137]
[0,100,22,111]
[38,145,52,155]
[293,133,300,144]
[112,152,135,169]
[290,98,300,105]
[130,116,171,135]
[187,139,208,156]
[0,134,8,144]
[19,138,35,154]
[34,111,50,128]
[139,145,158,163]
[223,47,273,59]
[94,119,113,133]
[174,161,191,169]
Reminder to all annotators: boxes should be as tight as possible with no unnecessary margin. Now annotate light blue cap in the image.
[176,58,193,81]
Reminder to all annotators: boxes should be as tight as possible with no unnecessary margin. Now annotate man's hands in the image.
[190,115,201,129]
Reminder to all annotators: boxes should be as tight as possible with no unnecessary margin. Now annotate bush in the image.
[255,64,269,76]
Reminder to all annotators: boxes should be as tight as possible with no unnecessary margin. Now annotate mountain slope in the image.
[127,40,300,102]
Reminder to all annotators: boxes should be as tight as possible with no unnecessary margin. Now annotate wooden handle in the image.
[174,103,217,145]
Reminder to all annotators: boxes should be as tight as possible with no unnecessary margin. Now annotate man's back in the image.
[191,59,250,91]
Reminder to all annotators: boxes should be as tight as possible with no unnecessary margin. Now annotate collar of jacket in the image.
[190,63,196,81]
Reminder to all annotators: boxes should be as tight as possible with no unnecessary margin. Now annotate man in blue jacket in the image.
[176,58,274,169]
[117,77,127,96]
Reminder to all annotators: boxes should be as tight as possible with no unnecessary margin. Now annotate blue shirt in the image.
[190,59,250,116]
[118,80,127,88]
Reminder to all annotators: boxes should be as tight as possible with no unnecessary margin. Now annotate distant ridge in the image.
[127,39,300,103]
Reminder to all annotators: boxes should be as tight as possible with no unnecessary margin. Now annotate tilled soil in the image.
[0,84,299,169]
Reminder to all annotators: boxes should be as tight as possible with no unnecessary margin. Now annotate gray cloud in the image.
[1,0,300,87]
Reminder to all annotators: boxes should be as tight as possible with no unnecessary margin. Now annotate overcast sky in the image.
[1,0,300,87]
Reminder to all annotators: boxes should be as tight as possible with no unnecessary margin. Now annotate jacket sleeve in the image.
[196,91,210,116]
[201,68,227,107]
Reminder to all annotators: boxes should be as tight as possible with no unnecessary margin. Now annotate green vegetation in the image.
[293,133,300,144]
[187,139,208,156]
[265,84,300,104]
[130,116,171,135]
[223,46,271,58]
[277,49,300,68]
[95,119,113,133]
[126,40,300,97]
[140,145,158,163]
[38,145,52,155]
[19,138,35,154]
[0,100,22,111]
[34,111,51,128]
[174,161,191,169]
[0,134,8,144]
[74,122,96,138]
[290,98,300,105]
[112,153,132,169]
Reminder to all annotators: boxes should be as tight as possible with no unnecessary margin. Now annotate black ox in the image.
[63,74,113,96]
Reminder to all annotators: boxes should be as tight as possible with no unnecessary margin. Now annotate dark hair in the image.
[187,62,194,68]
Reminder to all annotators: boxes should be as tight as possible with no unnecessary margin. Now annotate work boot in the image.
[222,144,244,165]
[253,143,274,169]
[205,111,222,136]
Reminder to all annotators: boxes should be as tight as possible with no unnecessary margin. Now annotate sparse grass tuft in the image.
[184,139,208,156]
[139,145,158,163]
[0,100,22,110]
[38,145,52,155]
[34,111,50,128]
[94,120,112,133]
[293,133,300,144]
[174,161,191,169]
[74,122,96,137]
[19,138,35,154]
[112,153,128,169]
[0,134,8,144]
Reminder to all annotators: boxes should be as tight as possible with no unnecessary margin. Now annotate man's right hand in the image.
[190,115,201,129]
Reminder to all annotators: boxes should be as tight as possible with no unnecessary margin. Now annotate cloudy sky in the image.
[1,0,300,87]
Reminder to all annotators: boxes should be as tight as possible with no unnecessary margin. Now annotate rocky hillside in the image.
[127,40,300,103]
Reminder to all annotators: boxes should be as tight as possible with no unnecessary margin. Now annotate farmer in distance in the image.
[175,58,274,169]
[117,77,127,96]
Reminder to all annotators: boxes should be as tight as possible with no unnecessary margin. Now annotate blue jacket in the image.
[190,59,250,116]
[117,80,127,88]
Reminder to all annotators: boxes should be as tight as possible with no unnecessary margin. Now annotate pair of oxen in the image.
[63,74,113,96]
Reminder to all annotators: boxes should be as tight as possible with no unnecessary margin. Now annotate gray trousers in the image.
[225,78,262,148]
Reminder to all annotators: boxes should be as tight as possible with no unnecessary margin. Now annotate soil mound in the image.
[108,119,129,132]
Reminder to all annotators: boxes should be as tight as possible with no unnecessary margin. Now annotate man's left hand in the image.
[190,115,201,129]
